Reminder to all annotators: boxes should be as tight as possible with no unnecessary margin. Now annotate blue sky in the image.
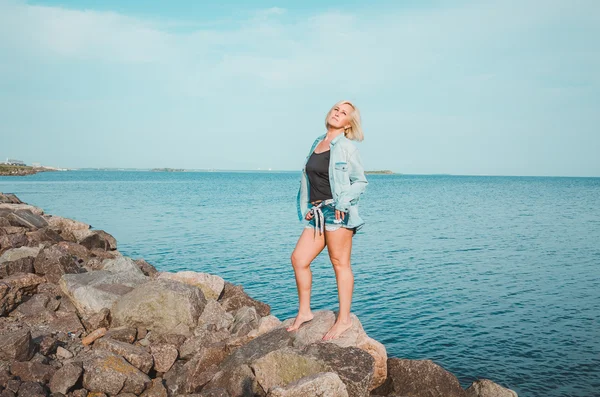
[1,0,598,176]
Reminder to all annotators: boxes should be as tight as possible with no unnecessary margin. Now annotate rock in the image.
[140,378,167,397]
[14,294,51,317]
[0,246,41,277]
[0,233,28,256]
[105,326,137,344]
[45,215,90,241]
[9,361,56,383]
[301,343,374,397]
[203,327,293,396]
[218,282,270,316]
[150,344,178,373]
[229,306,259,337]
[100,257,145,277]
[6,378,20,392]
[371,358,466,397]
[465,379,518,397]
[179,329,230,360]
[6,209,48,229]
[17,381,46,397]
[33,245,81,284]
[81,308,111,332]
[82,350,151,395]
[59,270,148,316]
[0,273,45,316]
[111,279,207,335]
[247,315,282,339]
[196,299,234,332]
[266,372,349,397]
[56,346,74,359]
[49,363,82,395]
[157,271,224,300]
[71,389,87,397]
[133,259,158,278]
[283,310,387,390]
[81,328,107,346]
[251,347,329,393]
[94,337,153,374]
[0,194,22,204]
[0,329,34,361]
[38,335,58,356]
[70,230,116,251]
[26,227,63,247]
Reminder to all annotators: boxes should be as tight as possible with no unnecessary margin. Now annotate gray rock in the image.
[81,308,110,332]
[45,215,90,241]
[203,327,293,396]
[0,329,33,361]
[140,378,167,397]
[6,209,48,229]
[59,269,148,316]
[17,381,46,397]
[111,279,206,335]
[94,337,153,374]
[302,343,374,397]
[0,246,41,277]
[25,228,63,248]
[196,300,234,332]
[218,282,270,316]
[82,349,151,395]
[133,259,158,278]
[251,347,329,393]
[179,329,230,360]
[371,358,466,397]
[266,372,349,397]
[157,271,224,300]
[33,245,81,284]
[49,363,82,395]
[229,306,259,338]
[101,256,145,277]
[55,346,73,359]
[465,379,518,397]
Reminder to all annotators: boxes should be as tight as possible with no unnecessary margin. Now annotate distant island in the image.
[151,168,185,172]
[365,170,396,175]
[0,164,61,176]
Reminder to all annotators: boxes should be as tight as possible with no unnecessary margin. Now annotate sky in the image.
[0,0,598,176]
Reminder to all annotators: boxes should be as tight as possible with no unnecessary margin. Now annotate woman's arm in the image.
[334,149,368,213]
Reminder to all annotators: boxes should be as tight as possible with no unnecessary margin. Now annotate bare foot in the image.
[286,312,314,332]
[322,317,353,340]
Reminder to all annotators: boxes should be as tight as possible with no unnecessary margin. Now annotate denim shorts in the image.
[304,200,356,235]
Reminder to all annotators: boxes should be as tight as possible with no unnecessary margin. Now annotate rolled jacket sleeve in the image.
[334,149,368,212]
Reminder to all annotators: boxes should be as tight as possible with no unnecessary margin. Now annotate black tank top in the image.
[306,150,333,202]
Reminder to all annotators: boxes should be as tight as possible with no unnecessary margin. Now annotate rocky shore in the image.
[0,167,57,177]
[0,192,518,397]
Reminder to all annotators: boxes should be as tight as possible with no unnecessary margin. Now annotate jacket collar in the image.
[317,132,346,146]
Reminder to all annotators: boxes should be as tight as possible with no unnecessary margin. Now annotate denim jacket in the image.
[296,133,368,230]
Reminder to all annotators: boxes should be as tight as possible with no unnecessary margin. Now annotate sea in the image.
[1,170,598,397]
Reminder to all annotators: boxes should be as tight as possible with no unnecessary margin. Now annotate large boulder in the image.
[196,299,234,332]
[0,329,34,361]
[101,256,145,276]
[34,245,82,284]
[5,209,48,230]
[266,372,349,397]
[301,342,374,397]
[70,229,117,251]
[158,271,225,300]
[0,273,45,316]
[111,279,207,335]
[0,193,23,204]
[0,246,42,277]
[0,203,44,216]
[282,310,387,390]
[204,327,294,396]
[49,362,82,395]
[218,282,270,316]
[59,269,148,316]
[371,358,467,397]
[164,343,229,394]
[45,215,90,242]
[9,361,56,383]
[94,337,154,374]
[466,379,518,397]
[82,349,152,395]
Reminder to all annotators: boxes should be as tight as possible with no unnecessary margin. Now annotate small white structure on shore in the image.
[2,158,26,166]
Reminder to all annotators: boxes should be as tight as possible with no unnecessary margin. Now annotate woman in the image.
[287,100,368,340]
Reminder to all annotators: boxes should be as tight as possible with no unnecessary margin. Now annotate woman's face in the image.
[327,103,354,130]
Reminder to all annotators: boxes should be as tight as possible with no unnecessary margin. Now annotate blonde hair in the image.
[325,100,364,142]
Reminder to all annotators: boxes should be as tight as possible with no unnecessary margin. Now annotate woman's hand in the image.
[305,211,314,220]
[335,210,346,222]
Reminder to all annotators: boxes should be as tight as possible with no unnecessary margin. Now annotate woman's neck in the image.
[325,128,345,142]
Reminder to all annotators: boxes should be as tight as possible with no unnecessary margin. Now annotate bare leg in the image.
[322,227,354,340]
[287,227,326,332]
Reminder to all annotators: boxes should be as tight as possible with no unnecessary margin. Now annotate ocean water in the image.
[1,171,599,397]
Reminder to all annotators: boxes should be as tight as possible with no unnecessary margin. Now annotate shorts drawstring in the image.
[308,199,335,238]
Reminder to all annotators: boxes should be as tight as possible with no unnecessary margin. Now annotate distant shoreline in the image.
[0,165,59,176]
